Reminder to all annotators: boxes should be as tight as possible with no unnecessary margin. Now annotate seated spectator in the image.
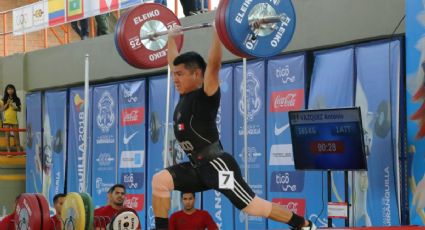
[94,184,140,230]
[50,193,66,230]
[0,195,20,230]
[169,192,217,230]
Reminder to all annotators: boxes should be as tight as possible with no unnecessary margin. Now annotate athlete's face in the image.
[172,64,202,94]
[181,193,195,212]
[54,197,65,215]
[109,187,126,206]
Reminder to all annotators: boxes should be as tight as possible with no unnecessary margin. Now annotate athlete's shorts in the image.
[166,152,255,210]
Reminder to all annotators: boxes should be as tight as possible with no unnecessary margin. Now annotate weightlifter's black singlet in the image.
[173,86,220,154]
[167,86,255,209]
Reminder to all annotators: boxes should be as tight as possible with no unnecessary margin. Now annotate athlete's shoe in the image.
[291,220,317,230]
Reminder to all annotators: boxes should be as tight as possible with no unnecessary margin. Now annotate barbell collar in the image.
[249,15,285,29]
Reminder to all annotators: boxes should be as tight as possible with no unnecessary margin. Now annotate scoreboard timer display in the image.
[288,107,367,171]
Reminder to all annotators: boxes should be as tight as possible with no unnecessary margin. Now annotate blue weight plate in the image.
[225,0,296,57]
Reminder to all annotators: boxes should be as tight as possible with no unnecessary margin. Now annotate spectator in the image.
[71,19,89,40]
[94,184,140,230]
[1,84,22,152]
[180,0,208,16]
[0,195,20,230]
[71,15,109,40]
[169,192,217,230]
[50,193,66,230]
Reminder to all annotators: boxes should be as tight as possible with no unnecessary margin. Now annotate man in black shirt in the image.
[151,26,316,230]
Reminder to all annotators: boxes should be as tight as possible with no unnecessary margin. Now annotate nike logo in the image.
[274,123,289,136]
[123,131,139,145]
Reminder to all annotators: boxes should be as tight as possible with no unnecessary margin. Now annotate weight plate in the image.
[225,0,296,57]
[109,208,139,230]
[118,3,183,69]
[80,193,94,230]
[34,194,51,230]
[61,192,86,230]
[115,10,132,66]
[217,0,251,58]
[15,193,42,230]
[374,100,391,138]
[53,129,63,153]
[150,111,160,143]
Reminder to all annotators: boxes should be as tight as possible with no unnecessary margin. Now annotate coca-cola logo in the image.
[272,198,306,216]
[121,107,144,126]
[124,194,144,211]
[270,89,304,112]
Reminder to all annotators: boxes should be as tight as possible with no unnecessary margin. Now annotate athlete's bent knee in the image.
[152,170,174,198]
[242,196,272,217]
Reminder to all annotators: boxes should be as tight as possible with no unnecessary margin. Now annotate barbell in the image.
[114,1,296,69]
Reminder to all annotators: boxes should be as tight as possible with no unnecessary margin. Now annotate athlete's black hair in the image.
[173,52,207,76]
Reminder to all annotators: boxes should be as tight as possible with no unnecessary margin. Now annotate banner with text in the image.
[92,84,118,207]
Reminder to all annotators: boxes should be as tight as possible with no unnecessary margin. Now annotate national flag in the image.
[67,0,84,21]
[48,0,65,26]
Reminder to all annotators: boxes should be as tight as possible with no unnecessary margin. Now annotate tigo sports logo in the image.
[270,171,305,193]
[121,172,144,190]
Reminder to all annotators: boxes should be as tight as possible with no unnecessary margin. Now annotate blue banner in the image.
[118,80,146,226]
[308,47,355,228]
[203,65,235,230]
[406,0,425,225]
[26,92,43,194]
[43,91,67,207]
[67,87,93,194]
[146,76,169,229]
[266,53,307,229]
[233,60,266,229]
[92,84,118,207]
[355,40,400,226]
[119,0,142,9]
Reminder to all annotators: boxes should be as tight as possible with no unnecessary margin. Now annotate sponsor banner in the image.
[67,0,84,21]
[121,107,145,126]
[13,1,48,35]
[203,65,235,230]
[92,84,118,207]
[269,89,304,112]
[121,172,144,190]
[118,80,146,227]
[307,47,354,227]
[270,171,305,193]
[119,150,144,168]
[43,91,67,208]
[26,92,43,194]
[146,76,169,229]
[406,1,425,226]
[124,194,145,212]
[234,60,266,229]
[266,53,308,229]
[355,41,400,226]
[48,0,66,26]
[67,87,92,194]
[272,198,306,216]
[119,0,142,9]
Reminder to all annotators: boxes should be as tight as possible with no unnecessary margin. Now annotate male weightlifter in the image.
[151,25,316,230]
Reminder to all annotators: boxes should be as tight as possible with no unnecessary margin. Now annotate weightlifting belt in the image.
[187,141,223,167]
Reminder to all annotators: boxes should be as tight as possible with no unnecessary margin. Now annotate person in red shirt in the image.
[0,194,20,230]
[50,193,66,230]
[169,192,217,230]
[94,184,126,230]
